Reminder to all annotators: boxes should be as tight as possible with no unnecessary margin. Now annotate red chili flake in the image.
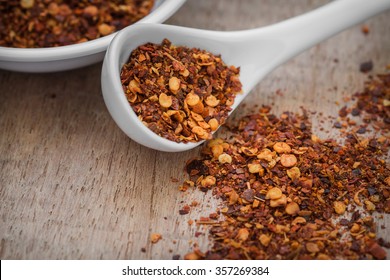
[356,126,367,134]
[339,106,349,117]
[179,205,191,215]
[333,121,342,129]
[361,25,370,35]
[360,61,374,73]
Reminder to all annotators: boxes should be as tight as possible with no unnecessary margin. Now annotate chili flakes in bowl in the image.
[0,0,154,48]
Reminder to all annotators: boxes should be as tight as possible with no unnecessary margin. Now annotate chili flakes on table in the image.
[179,67,390,260]
[339,73,390,132]
[183,106,389,260]
[0,0,154,48]
[120,39,242,143]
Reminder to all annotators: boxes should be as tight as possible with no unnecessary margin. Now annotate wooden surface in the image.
[0,0,389,260]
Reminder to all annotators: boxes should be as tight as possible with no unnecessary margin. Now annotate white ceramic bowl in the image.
[0,0,186,73]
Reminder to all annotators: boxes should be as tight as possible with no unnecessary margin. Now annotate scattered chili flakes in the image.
[0,0,154,48]
[180,68,390,259]
[339,71,390,132]
[120,39,242,143]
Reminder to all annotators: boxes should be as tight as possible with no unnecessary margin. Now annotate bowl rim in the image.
[0,0,187,62]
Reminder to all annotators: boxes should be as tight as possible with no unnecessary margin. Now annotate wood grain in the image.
[0,0,389,259]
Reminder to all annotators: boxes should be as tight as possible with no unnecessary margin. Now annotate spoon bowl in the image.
[102,0,390,152]
[0,0,186,72]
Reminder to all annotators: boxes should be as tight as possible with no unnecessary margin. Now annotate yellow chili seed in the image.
[265,187,282,200]
[169,76,181,92]
[269,194,287,207]
[285,202,300,215]
[257,148,275,161]
[98,23,114,36]
[237,228,249,241]
[350,223,360,233]
[185,91,200,106]
[247,162,263,174]
[205,95,220,107]
[84,5,98,17]
[280,154,297,167]
[218,153,232,164]
[192,126,206,137]
[287,166,301,180]
[20,0,34,9]
[306,242,319,253]
[259,234,271,247]
[333,201,346,215]
[159,93,172,108]
[273,142,291,154]
[201,175,216,187]
[180,68,190,77]
[128,79,142,94]
[228,190,239,205]
[365,200,376,211]
[208,118,219,131]
[291,216,306,226]
[211,144,224,158]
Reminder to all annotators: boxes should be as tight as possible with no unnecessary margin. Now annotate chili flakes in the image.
[182,102,389,259]
[120,39,242,143]
[0,0,154,48]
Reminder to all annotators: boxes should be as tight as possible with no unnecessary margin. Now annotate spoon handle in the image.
[271,0,390,55]
[239,0,390,91]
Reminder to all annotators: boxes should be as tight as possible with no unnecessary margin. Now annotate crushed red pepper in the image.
[180,68,390,260]
[338,73,390,132]
[0,0,154,48]
[120,39,242,143]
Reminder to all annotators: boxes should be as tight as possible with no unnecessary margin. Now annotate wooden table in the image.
[1,0,389,259]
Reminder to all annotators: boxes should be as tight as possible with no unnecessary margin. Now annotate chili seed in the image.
[273,142,291,154]
[280,154,297,167]
[185,92,200,106]
[269,194,287,207]
[20,0,34,9]
[287,167,301,180]
[266,187,283,200]
[285,202,300,215]
[333,201,346,215]
[169,77,181,93]
[159,93,172,108]
[218,153,232,164]
[259,234,271,247]
[306,242,320,253]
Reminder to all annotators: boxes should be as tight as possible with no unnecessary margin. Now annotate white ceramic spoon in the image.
[102,0,390,152]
